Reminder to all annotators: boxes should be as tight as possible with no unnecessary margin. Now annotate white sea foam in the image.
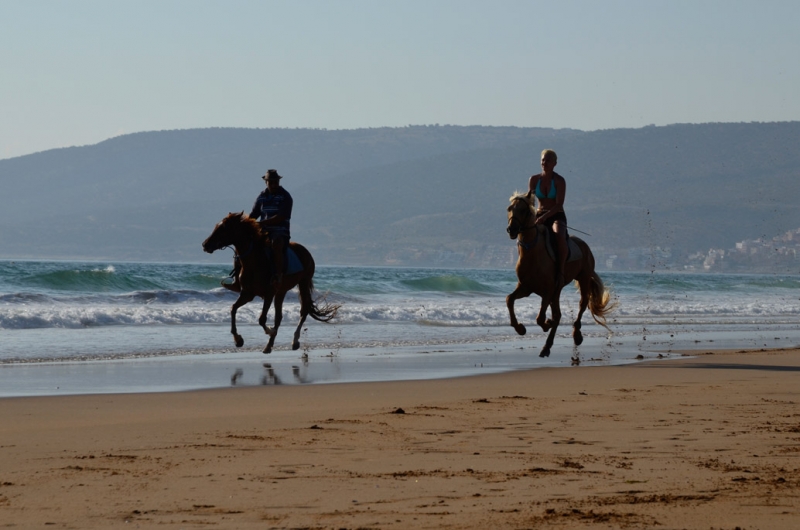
[2,289,798,331]
[1,262,799,365]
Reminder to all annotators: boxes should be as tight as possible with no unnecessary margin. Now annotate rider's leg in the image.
[271,237,285,285]
[553,221,568,287]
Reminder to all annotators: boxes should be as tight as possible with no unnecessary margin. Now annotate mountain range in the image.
[1,122,798,271]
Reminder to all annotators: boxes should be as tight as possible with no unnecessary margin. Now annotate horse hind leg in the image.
[292,277,314,350]
[572,276,590,346]
[292,311,309,351]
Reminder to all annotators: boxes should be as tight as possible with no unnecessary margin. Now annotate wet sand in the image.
[1,347,799,529]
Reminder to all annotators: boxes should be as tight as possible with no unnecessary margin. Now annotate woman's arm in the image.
[528,174,538,194]
[528,174,540,211]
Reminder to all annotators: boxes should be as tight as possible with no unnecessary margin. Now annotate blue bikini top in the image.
[534,178,557,200]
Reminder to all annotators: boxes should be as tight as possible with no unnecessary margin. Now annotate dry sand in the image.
[1,348,799,529]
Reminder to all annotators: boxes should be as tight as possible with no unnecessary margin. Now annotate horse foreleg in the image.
[506,284,531,336]
[263,290,286,354]
[540,297,563,358]
[231,294,254,348]
[572,276,590,346]
[536,295,551,332]
[258,293,275,350]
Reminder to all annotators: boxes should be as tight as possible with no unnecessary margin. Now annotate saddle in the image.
[224,242,303,292]
[542,227,583,264]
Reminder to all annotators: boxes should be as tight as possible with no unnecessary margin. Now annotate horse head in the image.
[506,192,534,239]
[203,212,252,253]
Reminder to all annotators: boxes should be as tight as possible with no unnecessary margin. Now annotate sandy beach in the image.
[1,348,799,529]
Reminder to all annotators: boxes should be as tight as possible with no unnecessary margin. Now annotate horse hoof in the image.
[514,324,527,336]
[234,336,244,348]
[262,347,272,354]
[573,332,584,346]
[292,341,300,351]
[539,348,550,358]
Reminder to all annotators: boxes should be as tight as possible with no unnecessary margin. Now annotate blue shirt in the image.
[249,187,293,237]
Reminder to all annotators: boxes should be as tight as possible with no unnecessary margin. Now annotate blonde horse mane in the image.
[509,191,535,212]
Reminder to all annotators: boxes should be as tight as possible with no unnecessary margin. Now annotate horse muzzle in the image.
[202,237,219,254]
[506,223,519,239]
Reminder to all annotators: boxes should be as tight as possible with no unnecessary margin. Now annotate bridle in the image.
[204,216,255,258]
[507,196,536,238]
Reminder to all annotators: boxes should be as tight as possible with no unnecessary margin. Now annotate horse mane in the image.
[226,212,270,244]
[509,191,534,212]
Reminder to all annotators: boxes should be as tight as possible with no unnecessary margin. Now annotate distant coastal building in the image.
[696,227,800,273]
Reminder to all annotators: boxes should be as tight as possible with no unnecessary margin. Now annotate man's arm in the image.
[259,213,286,227]
[248,195,262,219]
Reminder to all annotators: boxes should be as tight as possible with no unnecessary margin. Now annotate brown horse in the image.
[202,212,339,353]
[506,192,614,357]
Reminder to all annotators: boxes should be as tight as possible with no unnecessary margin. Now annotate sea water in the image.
[1,260,799,396]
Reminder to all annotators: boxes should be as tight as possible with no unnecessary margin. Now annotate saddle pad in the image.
[286,247,303,275]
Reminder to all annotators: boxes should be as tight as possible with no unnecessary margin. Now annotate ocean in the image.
[1,260,799,397]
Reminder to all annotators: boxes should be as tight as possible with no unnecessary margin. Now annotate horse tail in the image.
[299,276,341,322]
[588,271,616,331]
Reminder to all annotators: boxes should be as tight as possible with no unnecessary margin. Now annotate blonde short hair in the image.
[541,149,557,163]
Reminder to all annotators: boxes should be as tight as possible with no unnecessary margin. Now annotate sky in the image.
[1,0,799,160]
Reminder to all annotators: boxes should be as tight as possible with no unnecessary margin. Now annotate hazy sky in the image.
[1,0,798,159]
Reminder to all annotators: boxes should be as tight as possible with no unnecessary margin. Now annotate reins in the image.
[222,243,255,281]
[535,208,593,237]
[233,242,254,260]
[517,228,539,250]
[509,197,538,247]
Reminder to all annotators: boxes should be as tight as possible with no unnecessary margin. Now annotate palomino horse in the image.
[202,212,339,353]
[506,192,614,357]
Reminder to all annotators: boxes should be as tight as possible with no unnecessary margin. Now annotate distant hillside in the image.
[1,123,798,271]
[0,125,577,260]
[294,122,800,270]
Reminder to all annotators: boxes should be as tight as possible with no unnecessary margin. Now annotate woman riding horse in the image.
[506,192,615,357]
[529,149,568,287]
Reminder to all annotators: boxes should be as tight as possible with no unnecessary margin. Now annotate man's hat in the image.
[262,169,282,181]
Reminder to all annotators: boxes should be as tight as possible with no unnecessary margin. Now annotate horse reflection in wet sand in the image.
[202,213,339,354]
[506,192,615,357]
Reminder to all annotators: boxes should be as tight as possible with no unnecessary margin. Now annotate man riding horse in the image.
[250,169,293,286]
[229,169,293,289]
